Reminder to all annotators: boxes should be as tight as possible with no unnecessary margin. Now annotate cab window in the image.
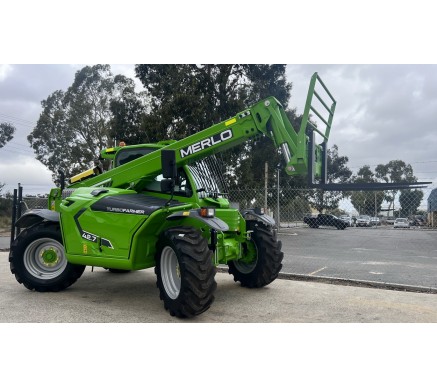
[143,168,193,197]
[115,147,157,167]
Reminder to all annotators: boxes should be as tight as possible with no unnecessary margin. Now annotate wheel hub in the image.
[233,240,258,274]
[41,248,59,266]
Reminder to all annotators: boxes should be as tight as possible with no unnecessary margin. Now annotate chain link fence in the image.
[3,185,436,230]
[2,184,437,288]
[229,186,437,230]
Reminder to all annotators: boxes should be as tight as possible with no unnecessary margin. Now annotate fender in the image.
[15,209,60,229]
[241,208,276,228]
[166,210,229,232]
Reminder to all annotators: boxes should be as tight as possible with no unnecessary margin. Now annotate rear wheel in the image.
[228,221,283,288]
[155,227,216,318]
[9,222,85,292]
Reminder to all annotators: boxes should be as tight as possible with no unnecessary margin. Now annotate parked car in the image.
[370,217,381,226]
[410,216,426,227]
[394,218,410,228]
[356,215,371,227]
[339,215,353,226]
[304,214,347,230]
[386,216,396,225]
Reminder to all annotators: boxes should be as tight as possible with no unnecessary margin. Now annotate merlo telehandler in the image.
[10,72,406,317]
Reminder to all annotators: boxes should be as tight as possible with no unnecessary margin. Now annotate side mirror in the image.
[161,150,177,179]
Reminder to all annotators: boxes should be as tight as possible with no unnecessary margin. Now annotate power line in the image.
[0,147,34,156]
[350,160,437,169]
[6,140,33,150]
[0,112,36,126]
[2,144,34,154]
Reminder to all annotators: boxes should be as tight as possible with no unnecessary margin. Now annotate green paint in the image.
[45,73,336,271]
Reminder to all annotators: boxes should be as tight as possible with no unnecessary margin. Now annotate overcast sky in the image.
[0,64,436,201]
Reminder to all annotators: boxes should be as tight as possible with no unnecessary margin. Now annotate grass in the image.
[0,216,11,233]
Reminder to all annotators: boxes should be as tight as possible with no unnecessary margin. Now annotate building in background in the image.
[428,188,437,227]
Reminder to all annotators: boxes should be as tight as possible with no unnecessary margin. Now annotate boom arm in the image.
[70,75,330,190]
[67,72,430,192]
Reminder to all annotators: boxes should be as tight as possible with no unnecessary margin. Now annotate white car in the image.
[394,218,410,228]
[370,217,380,226]
[339,215,352,226]
[356,215,371,227]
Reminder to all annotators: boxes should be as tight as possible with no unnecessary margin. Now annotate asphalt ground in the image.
[2,251,437,322]
[278,226,437,290]
[3,226,437,289]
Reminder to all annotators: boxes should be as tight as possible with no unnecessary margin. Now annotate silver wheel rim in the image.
[161,246,181,299]
[23,238,67,280]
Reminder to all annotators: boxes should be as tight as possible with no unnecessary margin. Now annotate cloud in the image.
[286,65,437,190]
[0,154,53,195]
[1,64,437,198]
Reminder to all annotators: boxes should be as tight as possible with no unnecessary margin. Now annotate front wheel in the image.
[228,221,283,288]
[155,227,216,318]
[9,222,85,292]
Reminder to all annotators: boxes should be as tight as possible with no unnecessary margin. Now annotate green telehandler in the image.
[7,73,346,317]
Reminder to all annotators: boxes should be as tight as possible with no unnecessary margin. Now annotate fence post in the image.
[264,162,268,211]
[16,183,23,236]
[277,166,280,229]
[10,188,17,247]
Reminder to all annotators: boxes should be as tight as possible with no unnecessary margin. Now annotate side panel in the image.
[60,187,195,270]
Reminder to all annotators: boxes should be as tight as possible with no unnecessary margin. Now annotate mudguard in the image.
[167,210,229,232]
[241,209,276,227]
[15,209,60,228]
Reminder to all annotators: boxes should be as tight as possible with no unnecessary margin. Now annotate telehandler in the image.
[9,72,427,317]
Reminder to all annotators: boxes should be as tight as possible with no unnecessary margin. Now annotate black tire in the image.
[155,227,216,318]
[228,221,283,288]
[9,222,86,292]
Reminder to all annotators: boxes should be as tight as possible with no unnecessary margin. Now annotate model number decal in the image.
[82,231,97,242]
[180,129,233,158]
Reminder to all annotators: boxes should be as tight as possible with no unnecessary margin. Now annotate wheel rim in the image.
[161,246,181,300]
[23,238,67,280]
[233,241,258,274]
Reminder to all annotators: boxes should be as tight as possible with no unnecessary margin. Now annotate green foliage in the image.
[28,65,145,180]
[375,160,416,214]
[399,189,423,217]
[350,160,420,215]
[0,122,16,148]
[307,144,353,212]
[0,196,12,218]
[350,165,384,215]
[135,64,295,190]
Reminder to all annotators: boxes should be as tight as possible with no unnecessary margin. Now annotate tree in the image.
[0,122,16,192]
[0,122,16,148]
[109,75,149,144]
[134,64,295,190]
[28,65,144,179]
[350,160,419,216]
[375,160,416,215]
[350,166,385,215]
[399,189,424,217]
[307,144,353,213]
